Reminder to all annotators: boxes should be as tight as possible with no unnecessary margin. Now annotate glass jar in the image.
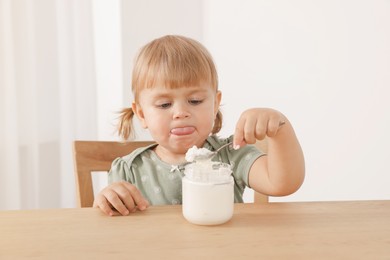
[182,161,234,225]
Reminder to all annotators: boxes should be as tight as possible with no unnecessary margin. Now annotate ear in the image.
[214,91,222,116]
[132,102,148,129]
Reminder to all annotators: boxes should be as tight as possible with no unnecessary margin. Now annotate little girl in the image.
[94,35,305,216]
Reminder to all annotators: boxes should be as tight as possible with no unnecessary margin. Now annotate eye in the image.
[188,99,203,105]
[157,102,172,109]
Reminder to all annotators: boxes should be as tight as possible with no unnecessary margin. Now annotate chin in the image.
[173,142,196,154]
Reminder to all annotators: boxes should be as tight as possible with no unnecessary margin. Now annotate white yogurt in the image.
[182,145,234,225]
[182,176,234,225]
[185,145,214,162]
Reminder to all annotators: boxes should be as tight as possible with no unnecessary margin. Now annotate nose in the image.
[173,102,191,119]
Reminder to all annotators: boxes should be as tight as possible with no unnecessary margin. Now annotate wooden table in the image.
[1,201,389,259]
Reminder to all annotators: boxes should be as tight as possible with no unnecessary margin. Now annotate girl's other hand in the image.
[93,181,150,216]
[233,108,286,148]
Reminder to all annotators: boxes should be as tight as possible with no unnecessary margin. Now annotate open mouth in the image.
[170,126,195,136]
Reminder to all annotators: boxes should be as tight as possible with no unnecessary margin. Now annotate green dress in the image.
[108,135,264,205]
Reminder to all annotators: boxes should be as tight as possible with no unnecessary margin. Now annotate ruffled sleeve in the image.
[108,157,134,184]
[107,144,157,184]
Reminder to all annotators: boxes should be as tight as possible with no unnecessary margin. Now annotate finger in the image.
[116,184,138,212]
[233,117,247,149]
[267,119,286,137]
[104,188,132,216]
[254,118,267,141]
[93,195,116,216]
[242,116,258,144]
[122,182,150,211]
[266,118,281,137]
[114,183,139,212]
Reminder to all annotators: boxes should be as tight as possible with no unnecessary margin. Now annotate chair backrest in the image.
[73,140,268,207]
[73,140,155,207]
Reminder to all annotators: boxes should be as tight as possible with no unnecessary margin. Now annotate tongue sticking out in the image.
[170,127,195,136]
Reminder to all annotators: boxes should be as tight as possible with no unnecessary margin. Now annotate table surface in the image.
[1,200,389,259]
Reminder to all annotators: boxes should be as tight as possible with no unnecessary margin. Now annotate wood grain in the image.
[1,201,389,259]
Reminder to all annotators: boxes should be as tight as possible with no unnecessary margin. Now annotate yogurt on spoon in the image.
[184,145,214,162]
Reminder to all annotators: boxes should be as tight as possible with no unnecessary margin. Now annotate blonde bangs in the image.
[132,35,218,100]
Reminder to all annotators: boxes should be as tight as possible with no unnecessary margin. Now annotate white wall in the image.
[94,0,390,203]
[120,0,204,141]
[203,0,390,202]
[92,0,124,141]
[3,1,388,209]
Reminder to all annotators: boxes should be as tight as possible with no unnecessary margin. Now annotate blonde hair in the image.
[118,35,223,140]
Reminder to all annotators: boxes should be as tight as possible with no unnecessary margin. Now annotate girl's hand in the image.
[93,181,150,216]
[233,108,286,148]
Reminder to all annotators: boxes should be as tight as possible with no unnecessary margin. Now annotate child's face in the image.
[133,83,221,155]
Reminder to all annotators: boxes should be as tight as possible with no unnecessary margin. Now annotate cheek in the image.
[143,110,166,127]
[197,109,216,128]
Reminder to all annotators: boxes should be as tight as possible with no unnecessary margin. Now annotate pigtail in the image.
[117,107,135,140]
[211,110,223,134]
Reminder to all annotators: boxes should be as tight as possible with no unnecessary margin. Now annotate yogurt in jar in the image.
[182,146,234,225]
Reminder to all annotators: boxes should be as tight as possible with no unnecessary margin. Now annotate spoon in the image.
[191,121,286,161]
[195,141,233,161]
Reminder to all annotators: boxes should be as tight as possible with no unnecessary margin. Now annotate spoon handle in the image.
[210,121,285,158]
[215,141,233,153]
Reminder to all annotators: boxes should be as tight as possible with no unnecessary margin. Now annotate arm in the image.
[233,108,305,196]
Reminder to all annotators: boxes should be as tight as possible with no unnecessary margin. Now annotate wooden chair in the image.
[72,140,154,207]
[72,140,268,207]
